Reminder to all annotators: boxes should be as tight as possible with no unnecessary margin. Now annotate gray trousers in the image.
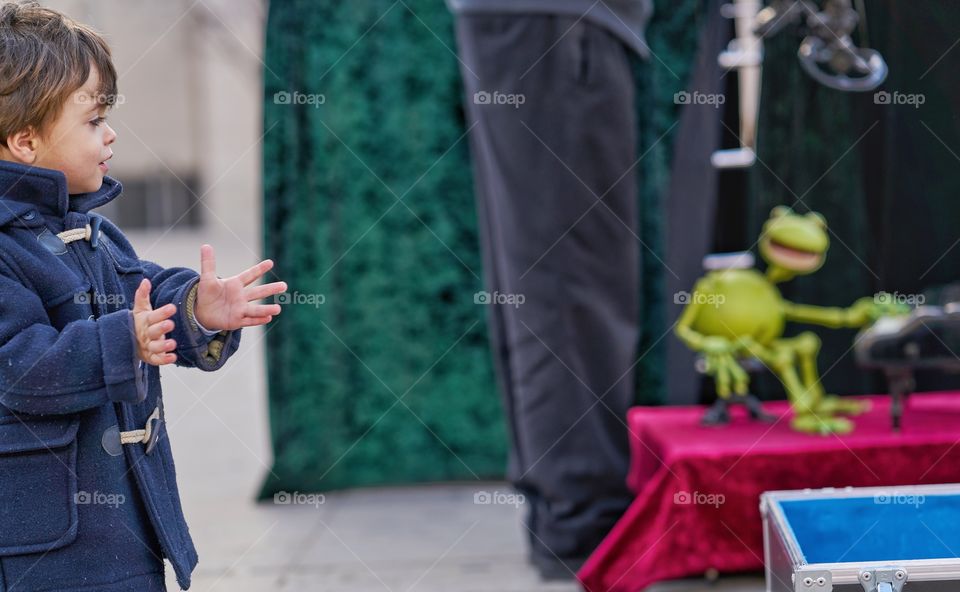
[454,14,640,559]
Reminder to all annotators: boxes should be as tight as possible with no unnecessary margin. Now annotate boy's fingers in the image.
[147,351,173,365]
[200,244,216,278]
[146,320,174,340]
[147,339,177,354]
[149,352,177,366]
[146,304,177,325]
[246,303,281,318]
[145,325,164,341]
[240,316,273,327]
[238,259,274,287]
[245,282,287,301]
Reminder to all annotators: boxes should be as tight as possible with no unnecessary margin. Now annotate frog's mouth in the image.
[764,238,824,271]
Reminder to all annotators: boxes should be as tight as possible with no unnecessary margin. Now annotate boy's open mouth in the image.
[98,155,112,173]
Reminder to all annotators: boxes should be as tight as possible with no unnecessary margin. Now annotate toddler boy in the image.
[0,2,286,589]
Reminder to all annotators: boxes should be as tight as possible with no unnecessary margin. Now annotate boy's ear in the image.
[4,128,39,164]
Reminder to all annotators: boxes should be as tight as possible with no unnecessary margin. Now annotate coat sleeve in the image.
[140,261,242,372]
[0,263,146,416]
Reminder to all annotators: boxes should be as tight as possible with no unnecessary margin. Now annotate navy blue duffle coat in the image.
[0,160,241,591]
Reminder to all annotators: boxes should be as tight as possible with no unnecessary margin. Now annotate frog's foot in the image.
[791,413,853,435]
[702,398,730,426]
[816,395,870,417]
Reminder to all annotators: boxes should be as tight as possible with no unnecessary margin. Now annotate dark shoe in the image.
[530,552,588,581]
[742,393,776,422]
[701,397,730,425]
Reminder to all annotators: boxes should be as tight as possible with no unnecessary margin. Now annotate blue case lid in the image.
[777,494,960,564]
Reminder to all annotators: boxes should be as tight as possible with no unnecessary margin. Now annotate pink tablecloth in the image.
[579,392,960,592]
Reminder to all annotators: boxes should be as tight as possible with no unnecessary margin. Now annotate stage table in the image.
[578,392,960,592]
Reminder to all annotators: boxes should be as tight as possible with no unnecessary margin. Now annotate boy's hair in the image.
[0,1,118,146]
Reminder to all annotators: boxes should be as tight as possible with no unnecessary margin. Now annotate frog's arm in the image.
[675,277,717,350]
[782,300,860,328]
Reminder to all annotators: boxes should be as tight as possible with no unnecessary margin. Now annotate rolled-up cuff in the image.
[172,277,242,371]
[194,316,221,337]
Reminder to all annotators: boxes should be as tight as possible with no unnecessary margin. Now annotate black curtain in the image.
[676,0,960,403]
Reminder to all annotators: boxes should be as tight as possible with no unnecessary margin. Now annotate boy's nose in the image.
[104,124,117,145]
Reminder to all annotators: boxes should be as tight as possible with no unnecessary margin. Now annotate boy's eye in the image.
[89,116,107,127]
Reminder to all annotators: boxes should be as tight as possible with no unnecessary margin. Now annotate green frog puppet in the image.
[675,206,905,434]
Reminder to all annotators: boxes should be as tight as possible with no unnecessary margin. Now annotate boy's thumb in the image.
[133,279,151,311]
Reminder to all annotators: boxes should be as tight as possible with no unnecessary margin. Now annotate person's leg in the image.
[468,90,527,494]
[455,12,639,567]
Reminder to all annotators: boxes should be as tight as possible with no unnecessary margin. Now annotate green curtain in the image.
[260,1,501,495]
[259,0,704,496]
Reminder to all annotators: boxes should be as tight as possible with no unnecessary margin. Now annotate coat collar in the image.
[0,159,122,222]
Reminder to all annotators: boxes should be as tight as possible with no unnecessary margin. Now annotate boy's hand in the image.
[194,244,287,331]
[133,278,178,366]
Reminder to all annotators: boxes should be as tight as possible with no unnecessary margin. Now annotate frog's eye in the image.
[770,205,792,218]
[806,211,827,228]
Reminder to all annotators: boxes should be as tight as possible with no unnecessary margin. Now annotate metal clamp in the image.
[859,568,907,592]
[798,37,887,92]
[712,0,887,169]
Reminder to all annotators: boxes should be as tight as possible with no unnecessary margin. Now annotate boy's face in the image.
[29,67,117,195]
